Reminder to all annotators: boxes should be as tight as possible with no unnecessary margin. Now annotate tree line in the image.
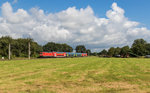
[1,36,149,59]
[98,39,150,57]
[0,36,90,59]
[0,36,42,58]
[43,43,91,55]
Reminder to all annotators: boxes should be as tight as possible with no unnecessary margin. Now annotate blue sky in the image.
[0,0,149,28]
[0,0,150,51]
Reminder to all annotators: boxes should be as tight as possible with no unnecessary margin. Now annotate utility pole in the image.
[28,42,31,59]
[8,43,11,60]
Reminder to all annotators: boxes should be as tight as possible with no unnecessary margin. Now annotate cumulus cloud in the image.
[0,2,150,51]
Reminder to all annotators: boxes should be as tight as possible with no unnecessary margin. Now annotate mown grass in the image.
[0,57,150,93]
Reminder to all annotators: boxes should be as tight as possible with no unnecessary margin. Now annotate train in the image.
[39,52,87,58]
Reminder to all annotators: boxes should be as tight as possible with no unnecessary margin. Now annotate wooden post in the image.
[28,42,31,59]
[8,43,11,60]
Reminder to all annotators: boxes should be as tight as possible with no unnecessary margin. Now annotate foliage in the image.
[120,46,130,57]
[86,49,91,55]
[43,42,73,52]
[75,45,86,53]
[114,47,121,56]
[0,36,90,58]
[108,47,115,57]
[0,36,42,58]
[131,39,147,56]
[91,52,98,56]
[99,49,107,56]
[1,36,150,58]
[145,43,150,54]
[98,38,150,57]
[0,36,12,57]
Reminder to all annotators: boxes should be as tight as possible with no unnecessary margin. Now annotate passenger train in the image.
[39,52,87,58]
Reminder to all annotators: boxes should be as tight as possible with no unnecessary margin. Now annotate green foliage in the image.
[120,46,130,57]
[75,45,86,53]
[99,38,150,57]
[99,49,107,56]
[86,49,91,55]
[131,39,148,56]
[0,36,42,58]
[145,43,150,54]
[114,47,121,56]
[43,42,56,52]
[108,47,115,57]
[91,52,98,56]
[43,42,73,52]
[1,36,150,58]
[0,36,12,56]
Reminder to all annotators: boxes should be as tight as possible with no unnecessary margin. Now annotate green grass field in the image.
[0,57,150,93]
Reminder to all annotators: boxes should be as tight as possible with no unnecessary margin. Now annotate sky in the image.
[0,0,150,52]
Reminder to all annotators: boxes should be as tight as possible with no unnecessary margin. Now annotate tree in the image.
[114,47,121,56]
[86,49,91,55]
[43,42,55,52]
[131,39,147,56]
[59,44,73,52]
[92,52,98,56]
[0,36,13,59]
[145,43,150,55]
[99,49,107,56]
[31,42,42,57]
[75,45,86,53]
[108,47,115,57]
[14,38,29,57]
[120,46,130,58]
[10,38,42,58]
[43,42,73,52]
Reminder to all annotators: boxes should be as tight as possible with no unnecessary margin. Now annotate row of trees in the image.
[0,36,91,59]
[2,36,149,58]
[99,46,130,57]
[43,42,73,52]
[75,45,91,55]
[98,39,150,57]
[0,36,42,59]
[43,43,91,55]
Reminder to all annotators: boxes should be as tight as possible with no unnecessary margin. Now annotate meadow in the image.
[0,57,150,93]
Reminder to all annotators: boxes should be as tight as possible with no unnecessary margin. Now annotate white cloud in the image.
[0,2,150,52]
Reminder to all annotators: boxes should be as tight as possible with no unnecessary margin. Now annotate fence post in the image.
[28,42,31,59]
[8,43,11,60]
